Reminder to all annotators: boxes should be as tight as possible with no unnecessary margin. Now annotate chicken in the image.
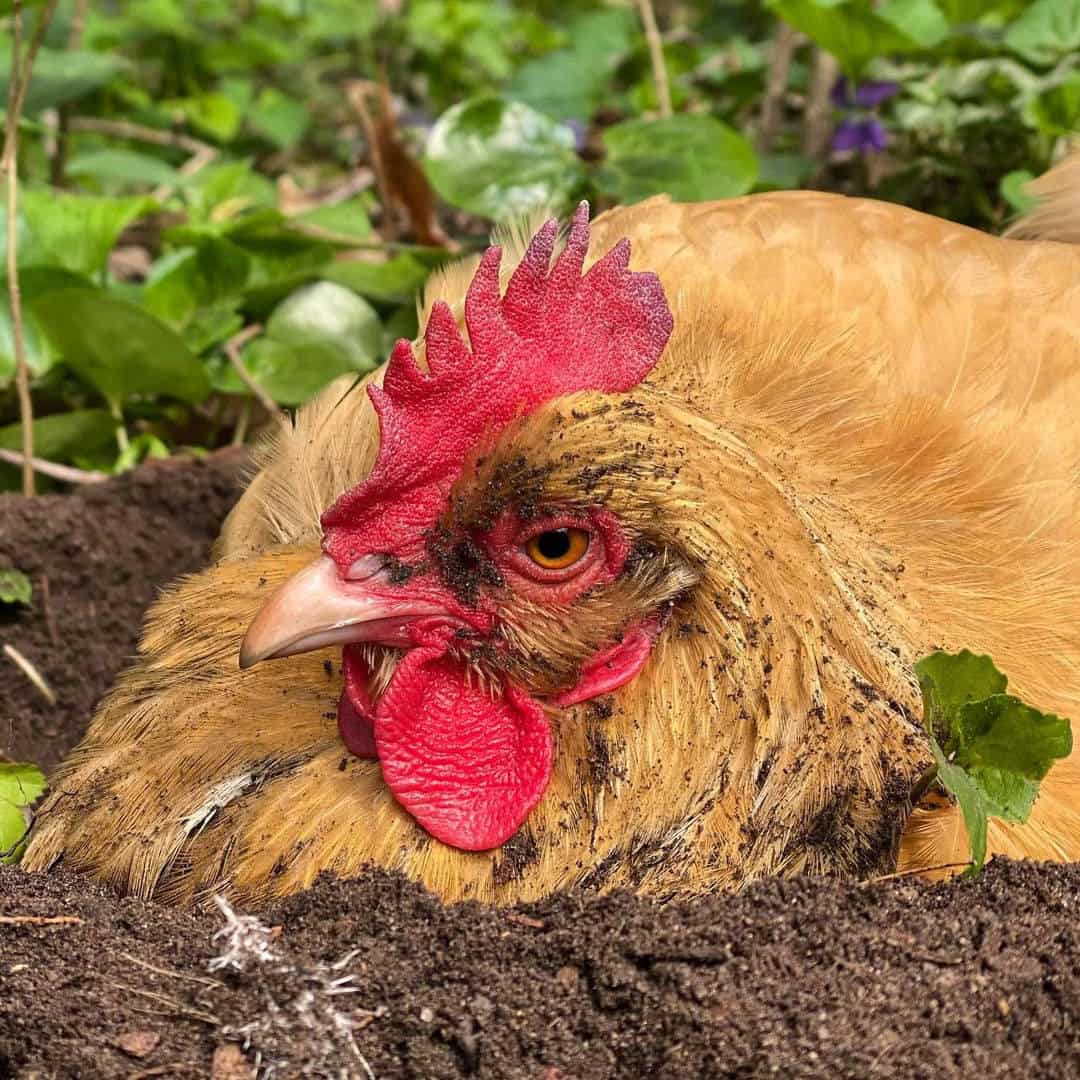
[25,163,1080,907]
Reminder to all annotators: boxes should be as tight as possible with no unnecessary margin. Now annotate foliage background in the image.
[0,0,1076,485]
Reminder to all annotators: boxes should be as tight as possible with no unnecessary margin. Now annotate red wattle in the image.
[552,620,659,707]
[372,633,552,851]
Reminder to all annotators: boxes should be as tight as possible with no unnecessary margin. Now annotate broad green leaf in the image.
[507,8,636,120]
[247,88,310,150]
[323,254,431,305]
[915,649,1006,742]
[0,762,46,806]
[770,0,917,74]
[424,96,585,221]
[0,798,28,863]
[294,199,374,242]
[265,282,381,367]
[0,292,58,385]
[1004,0,1080,66]
[30,289,211,403]
[19,191,154,279]
[67,149,181,189]
[0,568,32,606]
[957,695,1073,779]
[597,115,758,204]
[932,743,989,868]
[0,43,126,113]
[165,92,242,143]
[1023,74,1080,136]
[0,408,115,460]
[217,282,382,406]
[183,161,277,222]
[184,304,244,355]
[916,649,1072,872]
[143,249,201,329]
[1001,170,1037,213]
[216,339,368,406]
[970,766,1037,823]
[878,0,951,46]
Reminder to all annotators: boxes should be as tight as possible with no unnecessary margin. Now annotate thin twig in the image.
[0,447,109,483]
[3,0,61,497]
[48,0,90,185]
[38,573,59,646]
[224,323,280,416]
[153,143,218,203]
[128,1066,199,1080]
[0,914,82,926]
[758,22,800,152]
[121,951,226,990]
[801,46,840,163]
[3,643,56,705]
[107,983,220,1026]
[862,860,973,886]
[635,0,672,118]
[66,116,213,156]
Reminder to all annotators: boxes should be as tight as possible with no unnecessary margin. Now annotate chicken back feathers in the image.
[25,183,1080,906]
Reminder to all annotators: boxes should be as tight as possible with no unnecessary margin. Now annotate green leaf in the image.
[0,43,127,113]
[247,88,310,150]
[1001,170,1037,213]
[29,289,211,403]
[1023,73,1080,136]
[915,648,1007,742]
[957,695,1073,779]
[0,798,28,863]
[0,291,58,386]
[1004,0,1080,66]
[597,115,758,204]
[294,199,374,242]
[424,96,585,221]
[932,743,989,868]
[266,281,381,366]
[916,649,1073,872]
[216,281,382,406]
[0,568,32,606]
[166,92,242,143]
[67,149,181,189]
[507,8,636,121]
[323,254,431,305]
[0,408,115,461]
[770,0,918,74]
[878,0,951,47]
[0,762,46,806]
[19,191,154,279]
[183,161,277,222]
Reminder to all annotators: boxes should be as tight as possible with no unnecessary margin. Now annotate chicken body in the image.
[26,182,1080,906]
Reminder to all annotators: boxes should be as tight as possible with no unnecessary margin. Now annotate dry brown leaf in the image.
[114,1030,161,1059]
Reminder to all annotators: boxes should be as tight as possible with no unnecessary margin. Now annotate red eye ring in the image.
[506,516,600,583]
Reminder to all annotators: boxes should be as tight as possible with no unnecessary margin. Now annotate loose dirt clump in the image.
[0,459,1078,1078]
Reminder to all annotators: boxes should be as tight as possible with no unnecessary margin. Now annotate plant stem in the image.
[223,323,280,417]
[758,22,800,153]
[635,0,672,119]
[49,0,90,187]
[2,0,61,498]
[108,398,130,454]
[0,448,108,484]
[802,47,840,165]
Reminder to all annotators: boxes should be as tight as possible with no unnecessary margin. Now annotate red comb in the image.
[321,201,673,561]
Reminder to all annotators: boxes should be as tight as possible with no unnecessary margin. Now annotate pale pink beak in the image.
[238,554,447,670]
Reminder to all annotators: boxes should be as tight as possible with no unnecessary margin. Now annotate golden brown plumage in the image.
[26,170,1080,906]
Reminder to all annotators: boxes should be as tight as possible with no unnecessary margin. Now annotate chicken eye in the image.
[524,528,590,570]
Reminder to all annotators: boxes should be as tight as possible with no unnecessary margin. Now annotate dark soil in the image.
[0,452,247,770]
[1,461,1079,1079]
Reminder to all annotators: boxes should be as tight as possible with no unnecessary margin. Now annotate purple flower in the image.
[830,77,900,109]
[831,117,888,153]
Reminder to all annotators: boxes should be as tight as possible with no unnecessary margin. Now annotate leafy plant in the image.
[0,761,45,863]
[0,567,32,606]
[915,650,1073,870]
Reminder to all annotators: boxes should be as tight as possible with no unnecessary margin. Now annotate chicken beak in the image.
[238,554,446,670]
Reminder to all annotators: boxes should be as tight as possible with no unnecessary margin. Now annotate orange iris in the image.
[524,528,590,570]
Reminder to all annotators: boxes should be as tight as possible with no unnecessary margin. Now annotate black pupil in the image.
[537,529,572,560]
